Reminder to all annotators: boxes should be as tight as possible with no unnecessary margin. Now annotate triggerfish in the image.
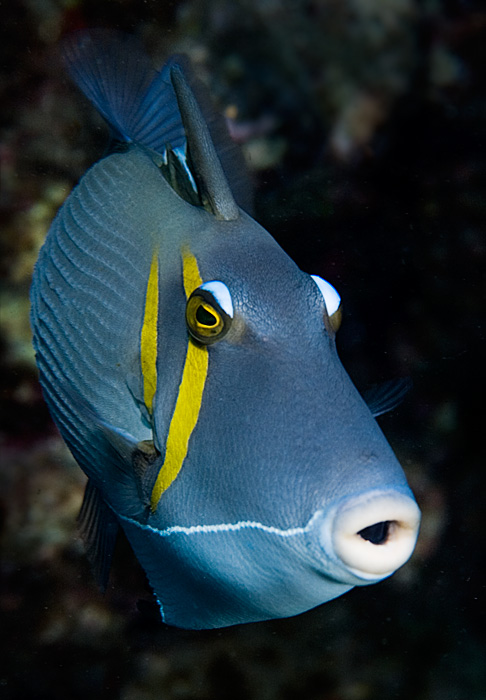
[30,30,420,629]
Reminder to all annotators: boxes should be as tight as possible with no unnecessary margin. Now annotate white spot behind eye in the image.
[200,281,234,318]
[311,275,341,316]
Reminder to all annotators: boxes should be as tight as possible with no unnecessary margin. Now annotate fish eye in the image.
[186,281,233,344]
[311,274,342,332]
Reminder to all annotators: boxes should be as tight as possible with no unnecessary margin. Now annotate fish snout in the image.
[325,491,421,581]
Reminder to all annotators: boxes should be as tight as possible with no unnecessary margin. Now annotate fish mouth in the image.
[329,490,421,580]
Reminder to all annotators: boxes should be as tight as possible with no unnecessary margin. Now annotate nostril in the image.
[358,520,391,545]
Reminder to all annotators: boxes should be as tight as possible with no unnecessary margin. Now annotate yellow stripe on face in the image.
[141,252,159,414]
[150,247,209,511]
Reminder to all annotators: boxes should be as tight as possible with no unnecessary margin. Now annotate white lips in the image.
[331,491,421,580]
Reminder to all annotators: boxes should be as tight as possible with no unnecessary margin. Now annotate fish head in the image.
[138,209,420,628]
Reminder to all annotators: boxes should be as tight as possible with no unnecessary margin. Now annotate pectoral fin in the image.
[77,480,119,591]
[363,377,412,417]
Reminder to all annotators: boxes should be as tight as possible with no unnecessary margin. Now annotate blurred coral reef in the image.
[1,1,485,699]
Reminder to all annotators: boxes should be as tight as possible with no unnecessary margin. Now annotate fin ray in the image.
[62,30,185,150]
[78,480,119,591]
[363,377,412,417]
[170,64,239,221]
[167,55,254,215]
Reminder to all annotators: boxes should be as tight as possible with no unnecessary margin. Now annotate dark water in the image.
[1,2,485,699]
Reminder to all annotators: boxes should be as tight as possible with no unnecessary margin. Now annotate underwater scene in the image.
[1,1,485,698]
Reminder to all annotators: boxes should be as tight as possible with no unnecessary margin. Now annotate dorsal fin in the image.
[170,64,239,221]
[61,30,253,215]
[61,29,186,152]
[167,55,254,216]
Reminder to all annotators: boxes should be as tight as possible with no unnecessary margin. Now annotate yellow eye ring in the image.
[329,305,342,333]
[186,289,231,344]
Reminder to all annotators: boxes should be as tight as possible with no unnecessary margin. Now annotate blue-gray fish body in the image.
[30,31,420,629]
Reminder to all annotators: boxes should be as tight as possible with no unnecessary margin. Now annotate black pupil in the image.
[196,305,217,327]
[358,521,390,545]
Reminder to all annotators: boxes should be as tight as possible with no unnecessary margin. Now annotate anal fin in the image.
[77,480,119,592]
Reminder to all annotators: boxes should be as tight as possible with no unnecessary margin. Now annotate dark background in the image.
[1,1,485,699]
